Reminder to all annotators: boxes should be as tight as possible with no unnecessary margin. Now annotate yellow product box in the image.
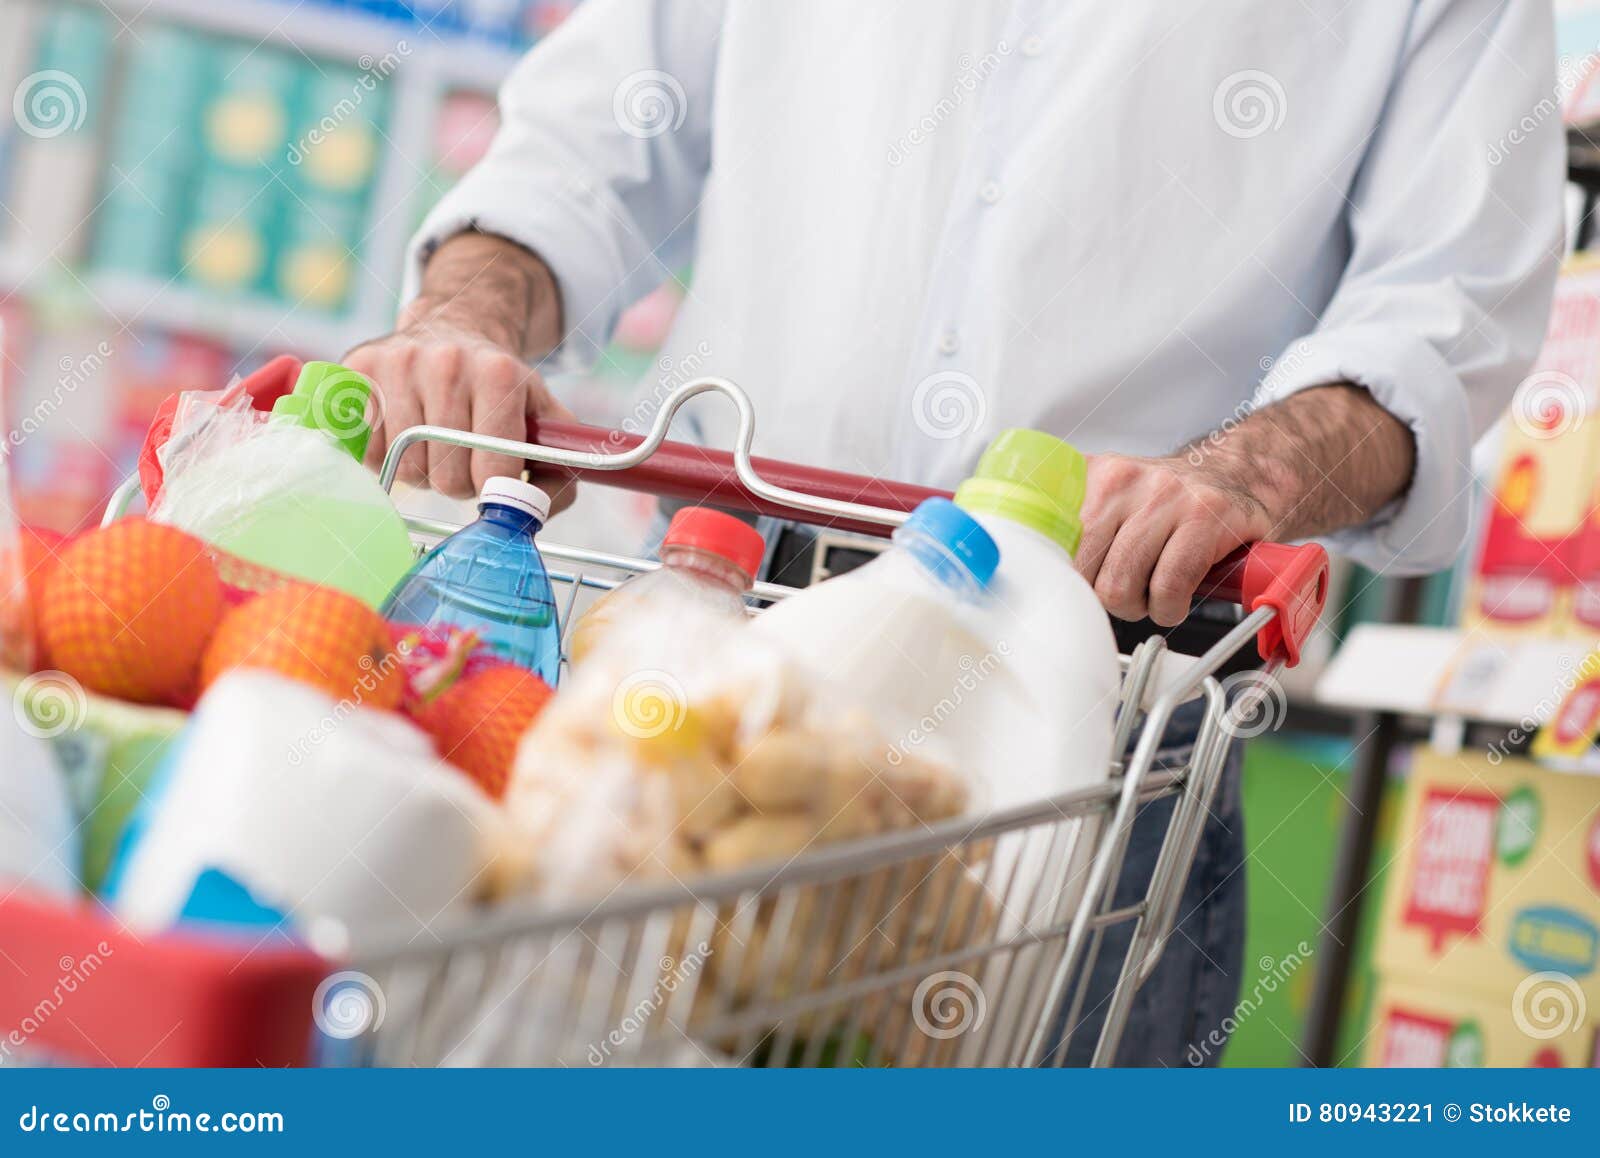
[1463,257,1600,637]
[1367,973,1595,1068]
[1376,749,1600,1005]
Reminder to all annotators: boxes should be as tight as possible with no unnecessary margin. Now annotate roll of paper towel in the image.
[110,670,510,947]
[0,711,80,899]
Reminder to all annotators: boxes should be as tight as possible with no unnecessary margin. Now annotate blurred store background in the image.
[2,0,1600,1068]
[0,0,678,548]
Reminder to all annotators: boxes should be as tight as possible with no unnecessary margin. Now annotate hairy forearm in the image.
[1185,384,1417,542]
[401,231,563,357]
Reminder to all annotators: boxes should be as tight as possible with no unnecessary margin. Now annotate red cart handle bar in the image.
[520,414,1329,668]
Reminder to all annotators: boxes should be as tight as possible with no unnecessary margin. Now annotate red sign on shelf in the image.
[1403,788,1500,952]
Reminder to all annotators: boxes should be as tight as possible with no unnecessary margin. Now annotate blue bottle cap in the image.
[901,497,999,588]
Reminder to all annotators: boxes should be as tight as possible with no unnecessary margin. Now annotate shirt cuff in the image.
[1255,325,1474,575]
[402,165,625,373]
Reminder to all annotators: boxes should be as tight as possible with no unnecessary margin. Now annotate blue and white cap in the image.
[898,497,999,589]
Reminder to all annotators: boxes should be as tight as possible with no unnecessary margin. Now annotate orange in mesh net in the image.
[200,581,403,710]
[37,520,224,707]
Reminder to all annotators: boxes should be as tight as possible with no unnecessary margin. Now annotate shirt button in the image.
[937,329,960,355]
[979,180,1003,204]
[1021,35,1044,57]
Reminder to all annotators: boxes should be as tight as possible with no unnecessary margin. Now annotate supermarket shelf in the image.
[1315,622,1594,727]
[0,257,380,355]
[100,0,524,89]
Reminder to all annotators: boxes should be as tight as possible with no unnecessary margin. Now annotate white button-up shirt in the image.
[408,0,1564,572]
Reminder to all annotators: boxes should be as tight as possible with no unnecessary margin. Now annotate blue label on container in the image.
[1508,906,1599,977]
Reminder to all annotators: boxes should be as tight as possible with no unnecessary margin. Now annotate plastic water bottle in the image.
[383,478,563,685]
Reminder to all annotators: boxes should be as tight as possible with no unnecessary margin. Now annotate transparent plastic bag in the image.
[148,390,415,607]
[506,623,970,898]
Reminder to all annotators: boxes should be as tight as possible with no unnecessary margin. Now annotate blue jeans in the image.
[1053,700,1247,1067]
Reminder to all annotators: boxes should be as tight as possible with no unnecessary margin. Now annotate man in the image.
[348,1,1563,1063]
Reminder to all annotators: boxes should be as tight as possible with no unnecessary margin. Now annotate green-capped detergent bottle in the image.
[197,361,416,606]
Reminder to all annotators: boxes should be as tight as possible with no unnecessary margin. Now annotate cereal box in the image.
[1376,749,1600,1003]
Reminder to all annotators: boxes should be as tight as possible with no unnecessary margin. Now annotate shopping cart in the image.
[0,377,1327,1068]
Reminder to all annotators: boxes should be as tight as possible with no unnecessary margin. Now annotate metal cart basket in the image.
[0,377,1327,1068]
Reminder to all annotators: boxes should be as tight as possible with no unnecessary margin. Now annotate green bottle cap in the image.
[953,428,1087,556]
[270,361,376,461]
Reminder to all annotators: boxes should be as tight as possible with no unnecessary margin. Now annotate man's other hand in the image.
[1076,453,1274,627]
[1075,383,1417,627]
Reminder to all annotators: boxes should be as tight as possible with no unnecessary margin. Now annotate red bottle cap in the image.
[663,507,765,581]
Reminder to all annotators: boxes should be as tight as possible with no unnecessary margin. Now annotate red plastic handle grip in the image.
[0,893,326,1066]
[524,417,1329,665]
[1195,541,1330,667]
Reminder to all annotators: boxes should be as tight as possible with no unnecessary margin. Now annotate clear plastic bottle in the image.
[382,477,562,685]
[569,507,764,667]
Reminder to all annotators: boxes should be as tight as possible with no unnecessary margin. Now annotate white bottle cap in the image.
[479,476,551,522]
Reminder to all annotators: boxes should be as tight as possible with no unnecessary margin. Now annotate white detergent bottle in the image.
[952,429,1119,794]
[750,497,1019,802]
[951,428,1121,1064]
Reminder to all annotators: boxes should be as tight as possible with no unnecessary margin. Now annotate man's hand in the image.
[344,231,578,508]
[1077,384,1417,627]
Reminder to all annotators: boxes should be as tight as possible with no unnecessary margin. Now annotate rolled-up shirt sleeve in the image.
[1256,0,1563,574]
[403,0,722,369]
